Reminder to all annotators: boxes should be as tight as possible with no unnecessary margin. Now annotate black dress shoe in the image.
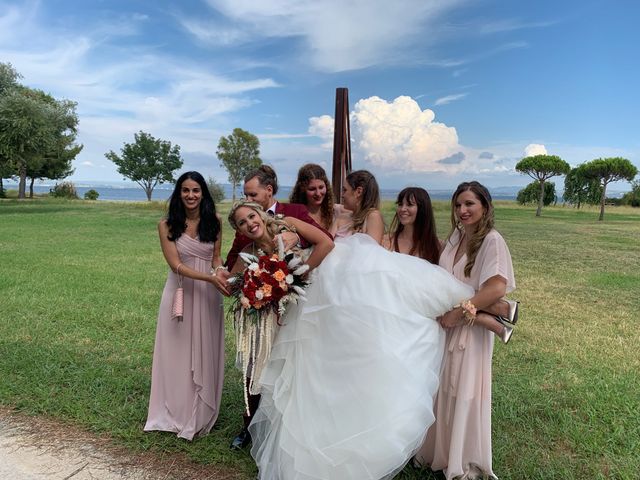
[230,428,251,450]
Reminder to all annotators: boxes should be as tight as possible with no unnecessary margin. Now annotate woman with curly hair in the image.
[289,163,335,232]
[415,181,517,479]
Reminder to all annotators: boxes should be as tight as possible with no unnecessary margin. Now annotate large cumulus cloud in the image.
[350,96,463,173]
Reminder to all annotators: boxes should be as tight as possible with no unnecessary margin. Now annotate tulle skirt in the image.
[250,234,474,479]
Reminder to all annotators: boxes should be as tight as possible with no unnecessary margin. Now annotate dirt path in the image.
[0,409,244,480]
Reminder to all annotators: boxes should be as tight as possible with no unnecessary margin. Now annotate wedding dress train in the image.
[250,234,474,479]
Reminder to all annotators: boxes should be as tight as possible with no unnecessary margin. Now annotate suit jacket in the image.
[225,202,332,269]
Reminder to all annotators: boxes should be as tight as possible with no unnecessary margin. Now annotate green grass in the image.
[1,198,639,479]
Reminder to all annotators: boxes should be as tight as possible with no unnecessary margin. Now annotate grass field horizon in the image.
[1,197,638,479]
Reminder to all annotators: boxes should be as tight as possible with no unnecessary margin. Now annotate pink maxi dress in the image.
[144,234,225,440]
[416,228,515,479]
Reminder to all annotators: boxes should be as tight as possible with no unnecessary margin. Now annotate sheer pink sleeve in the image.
[477,230,516,293]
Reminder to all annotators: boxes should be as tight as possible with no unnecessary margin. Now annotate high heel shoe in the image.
[501,299,519,325]
[496,316,513,344]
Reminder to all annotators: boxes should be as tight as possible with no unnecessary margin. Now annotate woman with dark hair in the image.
[384,187,440,264]
[144,171,227,440]
[415,181,517,479]
[289,163,335,231]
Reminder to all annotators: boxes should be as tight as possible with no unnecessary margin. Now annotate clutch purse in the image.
[172,268,184,321]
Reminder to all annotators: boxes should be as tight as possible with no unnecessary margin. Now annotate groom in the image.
[224,164,331,450]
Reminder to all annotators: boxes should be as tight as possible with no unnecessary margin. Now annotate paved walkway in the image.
[0,416,153,479]
[0,411,243,480]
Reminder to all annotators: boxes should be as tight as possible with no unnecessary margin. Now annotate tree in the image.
[517,181,556,206]
[0,62,21,94]
[582,157,638,221]
[106,131,183,201]
[515,154,570,217]
[25,97,81,197]
[563,165,602,208]
[207,176,225,204]
[0,62,21,197]
[621,180,640,207]
[0,87,73,198]
[217,128,261,201]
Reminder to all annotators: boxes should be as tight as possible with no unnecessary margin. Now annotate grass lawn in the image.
[0,198,638,479]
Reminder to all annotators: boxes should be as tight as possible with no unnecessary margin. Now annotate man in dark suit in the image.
[225,165,331,450]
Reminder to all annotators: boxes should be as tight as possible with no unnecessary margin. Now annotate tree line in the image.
[515,154,638,220]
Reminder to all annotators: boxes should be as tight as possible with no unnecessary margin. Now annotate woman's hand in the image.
[438,307,466,329]
[209,268,231,296]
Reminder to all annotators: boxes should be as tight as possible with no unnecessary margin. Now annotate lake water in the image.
[3,183,520,202]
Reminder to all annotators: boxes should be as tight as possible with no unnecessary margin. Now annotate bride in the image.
[229,174,474,480]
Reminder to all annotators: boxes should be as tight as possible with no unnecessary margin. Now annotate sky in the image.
[1,0,639,191]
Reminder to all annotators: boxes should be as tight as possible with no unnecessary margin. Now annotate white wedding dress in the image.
[249,234,474,479]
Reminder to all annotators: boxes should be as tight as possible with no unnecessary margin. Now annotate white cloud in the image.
[524,143,547,157]
[201,0,465,72]
[308,115,334,148]
[350,96,463,173]
[434,93,468,106]
[177,17,249,46]
[479,18,556,35]
[0,2,281,182]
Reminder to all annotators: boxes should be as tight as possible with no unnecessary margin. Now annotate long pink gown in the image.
[416,228,515,480]
[144,234,224,440]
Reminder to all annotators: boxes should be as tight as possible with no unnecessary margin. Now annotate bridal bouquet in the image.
[229,250,309,318]
[228,236,310,412]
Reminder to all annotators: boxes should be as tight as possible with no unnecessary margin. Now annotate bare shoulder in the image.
[367,209,384,222]
[158,218,169,231]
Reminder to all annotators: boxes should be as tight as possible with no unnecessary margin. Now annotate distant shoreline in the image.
[2,182,630,202]
[3,183,522,202]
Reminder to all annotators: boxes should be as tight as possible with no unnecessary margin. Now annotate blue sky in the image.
[1,0,638,190]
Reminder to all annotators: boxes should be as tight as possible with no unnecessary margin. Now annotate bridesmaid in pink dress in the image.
[415,181,516,479]
[383,187,441,263]
[337,170,385,242]
[144,171,229,440]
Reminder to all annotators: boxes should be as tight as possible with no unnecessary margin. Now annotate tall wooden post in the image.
[331,88,352,203]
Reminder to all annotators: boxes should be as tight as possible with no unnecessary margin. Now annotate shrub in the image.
[207,176,225,204]
[84,189,99,200]
[49,181,79,199]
